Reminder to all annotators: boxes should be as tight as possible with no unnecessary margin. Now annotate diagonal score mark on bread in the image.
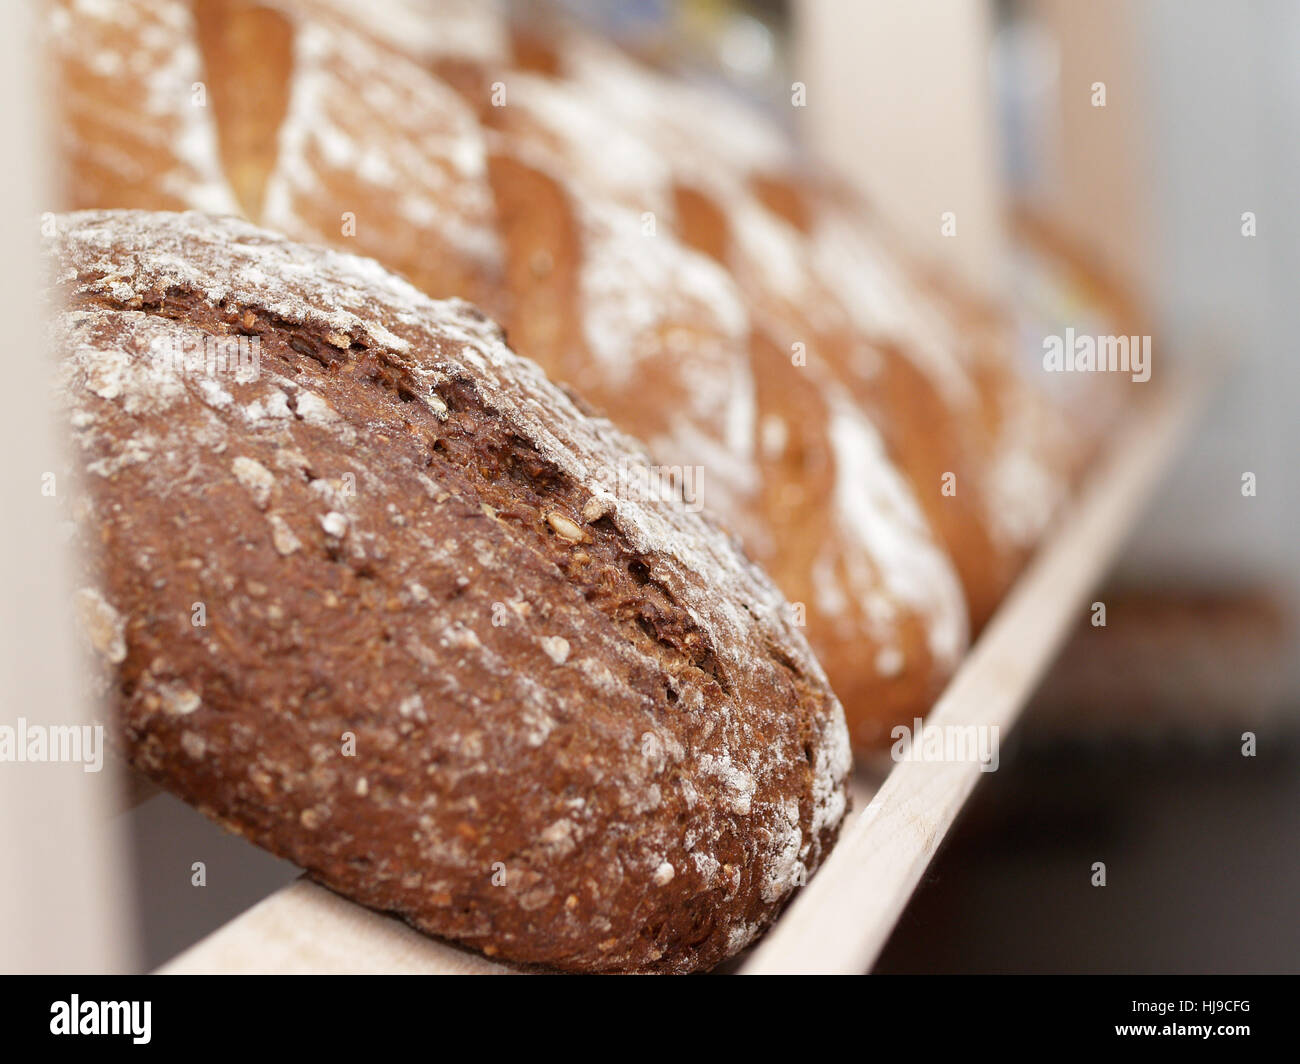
[192,0,294,221]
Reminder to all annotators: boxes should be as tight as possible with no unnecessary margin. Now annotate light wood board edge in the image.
[159,878,511,975]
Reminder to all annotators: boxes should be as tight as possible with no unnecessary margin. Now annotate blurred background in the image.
[13,0,1293,972]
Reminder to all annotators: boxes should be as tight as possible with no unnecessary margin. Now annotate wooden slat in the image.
[160,878,511,975]
[0,0,136,973]
[158,378,1203,975]
[740,375,1205,974]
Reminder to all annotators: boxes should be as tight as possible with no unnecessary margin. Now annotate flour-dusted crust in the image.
[48,209,851,973]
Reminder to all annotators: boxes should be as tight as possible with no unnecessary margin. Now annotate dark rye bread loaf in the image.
[47,209,851,973]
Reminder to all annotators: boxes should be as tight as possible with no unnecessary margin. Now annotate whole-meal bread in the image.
[47,208,852,973]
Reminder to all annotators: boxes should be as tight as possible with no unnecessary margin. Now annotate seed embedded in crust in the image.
[319,511,348,537]
[539,635,570,665]
[269,513,302,555]
[545,511,590,544]
[581,495,612,523]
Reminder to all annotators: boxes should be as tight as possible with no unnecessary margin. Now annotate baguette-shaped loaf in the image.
[48,209,851,973]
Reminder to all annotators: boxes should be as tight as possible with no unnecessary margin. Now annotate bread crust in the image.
[48,209,851,973]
